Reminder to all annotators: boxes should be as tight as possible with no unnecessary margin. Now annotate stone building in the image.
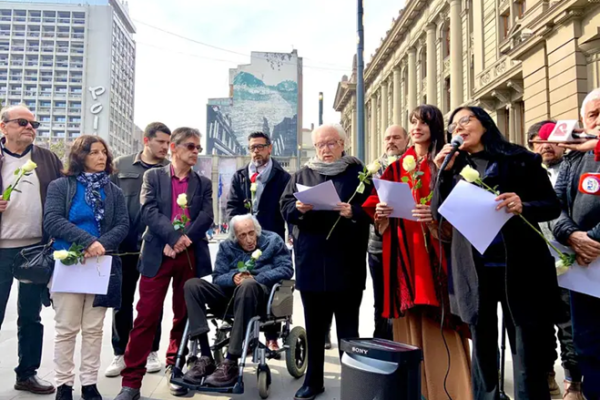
[334,0,600,161]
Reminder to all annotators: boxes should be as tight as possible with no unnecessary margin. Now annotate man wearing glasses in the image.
[0,105,62,394]
[105,122,172,378]
[226,131,290,353]
[115,128,214,399]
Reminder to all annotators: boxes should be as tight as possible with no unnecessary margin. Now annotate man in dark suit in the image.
[115,127,213,400]
[226,131,290,352]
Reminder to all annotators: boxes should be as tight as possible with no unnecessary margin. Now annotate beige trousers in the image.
[52,293,107,387]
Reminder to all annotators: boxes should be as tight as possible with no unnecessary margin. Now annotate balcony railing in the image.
[69,93,82,98]
[73,19,85,25]
[67,123,80,128]
[57,33,70,39]
[71,33,84,39]
[11,61,23,66]
[54,108,67,114]
[58,18,70,24]
[12,47,25,52]
[56,48,68,53]
[29,18,41,23]
[0,17,11,22]
[70,64,83,69]
[68,108,81,113]
[27,47,40,52]
[24,77,37,82]
[42,33,55,38]
[41,47,53,53]
[38,107,51,113]
[39,92,51,97]
[43,18,56,24]
[0,32,10,37]
[27,32,40,38]
[24,91,36,96]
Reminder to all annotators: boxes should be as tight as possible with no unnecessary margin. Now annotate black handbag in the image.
[13,240,55,285]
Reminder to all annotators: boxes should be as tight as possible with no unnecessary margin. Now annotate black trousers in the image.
[184,278,268,357]
[301,290,363,389]
[368,253,393,340]
[111,254,163,356]
[471,267,553,400]
[570,291,600,399]
[545,288,581,382]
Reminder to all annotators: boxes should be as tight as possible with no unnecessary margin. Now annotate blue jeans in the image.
[0,246,45,381]
[570,291,600,399]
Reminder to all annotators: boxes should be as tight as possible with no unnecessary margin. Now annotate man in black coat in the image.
[226,131,290,352]
[115,128,213,399]
[226,131,290,240]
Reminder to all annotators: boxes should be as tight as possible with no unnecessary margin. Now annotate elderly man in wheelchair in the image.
[180,214,297,392]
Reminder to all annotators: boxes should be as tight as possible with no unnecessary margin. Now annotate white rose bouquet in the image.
[238,249,262,273]
[459,165,576,272]
[53,244,85,266]
[326,160,381,240]
[2,160,37,201]
[172,193,193,269]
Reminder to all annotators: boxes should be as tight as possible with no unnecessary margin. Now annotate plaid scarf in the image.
[76,172,109,232]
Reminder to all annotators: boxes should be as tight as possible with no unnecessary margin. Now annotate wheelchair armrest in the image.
[266,280,295,317]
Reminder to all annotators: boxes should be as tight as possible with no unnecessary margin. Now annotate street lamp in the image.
[318,92,323,126]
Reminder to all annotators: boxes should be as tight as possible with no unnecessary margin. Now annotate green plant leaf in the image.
[356,182,365,194]
[2,185,13,200]
[237,261,245,270]
[401,177,409,183]
[416,171,425,177]
[13,168,20,176]
[420,198,427,204]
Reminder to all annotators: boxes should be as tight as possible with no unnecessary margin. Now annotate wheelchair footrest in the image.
[170,376,244,395]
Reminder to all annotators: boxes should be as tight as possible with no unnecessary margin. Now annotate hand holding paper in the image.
[51,256,112,295]
[372,179,418,221]
[293,180,341,211]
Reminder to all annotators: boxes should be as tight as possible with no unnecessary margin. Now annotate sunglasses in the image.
[178,142,202,152]
[5,118,41,129]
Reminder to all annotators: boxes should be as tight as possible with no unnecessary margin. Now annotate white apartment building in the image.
[0,0,136,156]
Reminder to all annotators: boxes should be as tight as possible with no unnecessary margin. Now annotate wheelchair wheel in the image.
[257,369,270,399]
[213,330,228,365]
[285,326,307,378]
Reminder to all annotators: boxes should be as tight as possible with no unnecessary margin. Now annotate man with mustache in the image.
[528,121,583,400]
[106,122,171,378]
[553,88,600,400]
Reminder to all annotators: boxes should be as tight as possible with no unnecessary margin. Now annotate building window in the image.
[516,0,526,19]
[444,77,451,113]
[501,11,511,40]
[444,25,451,57]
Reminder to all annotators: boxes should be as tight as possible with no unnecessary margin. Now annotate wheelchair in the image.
[170,279,308,399]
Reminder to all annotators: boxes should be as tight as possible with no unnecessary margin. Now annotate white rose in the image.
[556,259,569,276]
[402,155,417,173]
[459,165,480,183]
[366,160,381,175]
[176,193,187,208]
[53,250,70,261]
[250,182,258,193]
[251,249,262,260]
[21,160,37,173]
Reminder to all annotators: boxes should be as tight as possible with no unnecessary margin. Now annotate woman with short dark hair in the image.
[44,135,129,400]
[432,107,560,400]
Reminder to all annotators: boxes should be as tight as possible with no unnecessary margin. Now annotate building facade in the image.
[0,0,136,156]
[334,0,600,161]
[206,50,303,157]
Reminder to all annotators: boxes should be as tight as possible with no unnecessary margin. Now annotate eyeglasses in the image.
[314,140,340,150]
[178,142,202,152]
[4,118,41,129]
[447,115,475,134]
[249,144,269,152]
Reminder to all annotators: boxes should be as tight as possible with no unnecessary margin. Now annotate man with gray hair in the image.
[0,105,62,394]
[553,87,600,400]
[182,215,293,388]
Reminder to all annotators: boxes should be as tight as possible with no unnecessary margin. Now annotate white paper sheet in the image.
[438,180,514,254]
[372,178,418,221]
[293,180,341,211]
[548,241,600,298]
[51,256,112,295]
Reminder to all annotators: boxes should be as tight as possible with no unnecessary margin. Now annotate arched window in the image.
[444,24,451,58]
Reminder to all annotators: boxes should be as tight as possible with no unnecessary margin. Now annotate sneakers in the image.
[564,381,585,400]
[183,356,216,385]
[81,384,102,400]
[55,385,73,400]
[114,387,140,400]
[204,359,239,387]
[105,355,125,377]
[146,351,162,373]
[548,372,562,398]
[165,365,188,396]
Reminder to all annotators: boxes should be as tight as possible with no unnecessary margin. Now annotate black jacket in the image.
[280,160,372,292]
[226,158,290,240]
[139,165,214,278]
[553,151,600,244]
[111,152,170,252]
[432,149,561,326]
[44,177,129,308]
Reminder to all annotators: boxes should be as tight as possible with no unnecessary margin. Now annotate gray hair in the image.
[0,104,30,122]
[228,214,262,242]
[581,88,600,118]
[311,123,348,144]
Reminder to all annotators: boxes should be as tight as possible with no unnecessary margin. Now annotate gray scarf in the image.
[306,155,362,176]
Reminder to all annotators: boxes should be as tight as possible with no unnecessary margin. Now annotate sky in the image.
[127,0,404,139]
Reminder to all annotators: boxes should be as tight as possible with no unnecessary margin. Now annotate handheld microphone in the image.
[439,135,464,172]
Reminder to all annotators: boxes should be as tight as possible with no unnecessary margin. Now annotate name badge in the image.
[579,173,600,195]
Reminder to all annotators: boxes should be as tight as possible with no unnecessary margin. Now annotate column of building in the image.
[370,97,378,162]
[408,48,417,114]
[426,24,437,107]
[393,68,401,125]
[380,81,388,156]
[450,0,463,109]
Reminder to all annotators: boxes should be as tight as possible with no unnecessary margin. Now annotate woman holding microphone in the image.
[432,106,560,400]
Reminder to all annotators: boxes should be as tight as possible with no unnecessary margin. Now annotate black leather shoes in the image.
[55,385,73,400]
[81,384,102,400]
[294,385,325,400]
[14,375,56,394]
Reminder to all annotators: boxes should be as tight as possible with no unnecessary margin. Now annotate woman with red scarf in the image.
[363,105,472,400]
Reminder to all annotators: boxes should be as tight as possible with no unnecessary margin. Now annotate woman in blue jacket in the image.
[44,135,129,400]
